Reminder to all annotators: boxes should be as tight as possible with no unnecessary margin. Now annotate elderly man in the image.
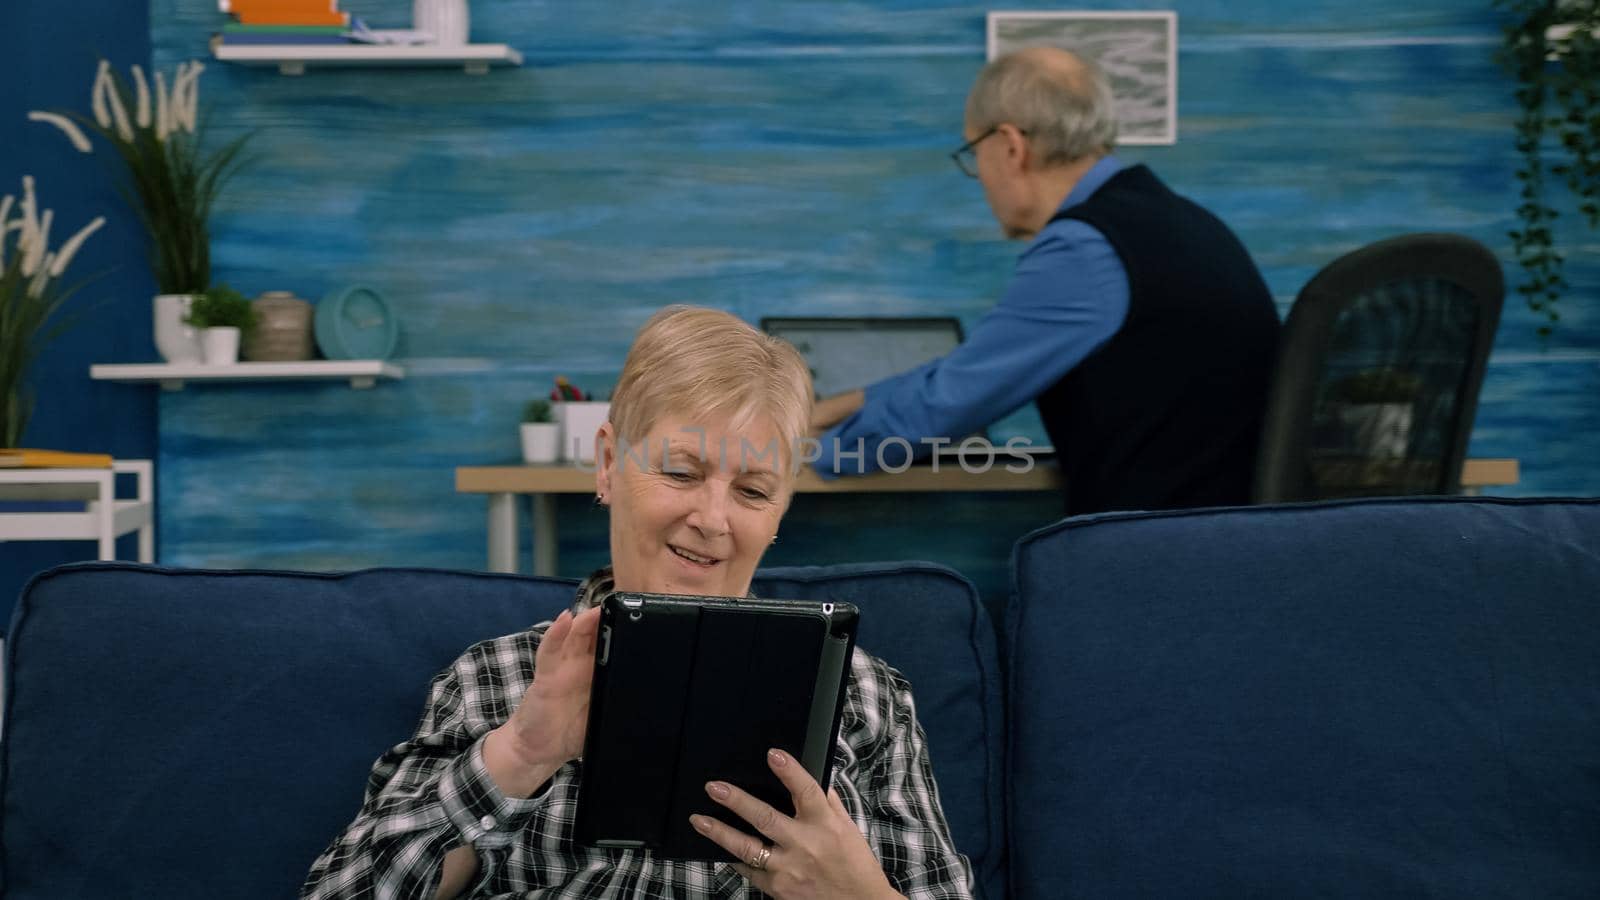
[812,47,1281,516]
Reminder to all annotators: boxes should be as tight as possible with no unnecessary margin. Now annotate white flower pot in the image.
[413,0,470,44]
[520,422,560,464]
[555,401,610,464]
[153,293,202,364]
[199,327,242,365]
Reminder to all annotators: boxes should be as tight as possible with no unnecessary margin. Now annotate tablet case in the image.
[573,592,859,861]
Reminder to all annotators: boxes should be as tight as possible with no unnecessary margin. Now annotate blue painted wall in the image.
[133,1,1598,611]
[1,0,157,629]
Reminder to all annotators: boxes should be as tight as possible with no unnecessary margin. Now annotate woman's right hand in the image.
[483,605,603,796]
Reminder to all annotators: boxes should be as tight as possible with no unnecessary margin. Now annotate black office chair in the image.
[1253,234,1504,503]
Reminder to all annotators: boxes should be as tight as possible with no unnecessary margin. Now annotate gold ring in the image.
[749,844,772,870]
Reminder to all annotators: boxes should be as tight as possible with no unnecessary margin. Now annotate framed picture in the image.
[986,11,1178,145]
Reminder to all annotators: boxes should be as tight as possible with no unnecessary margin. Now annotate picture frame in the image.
[986,11,1178,145]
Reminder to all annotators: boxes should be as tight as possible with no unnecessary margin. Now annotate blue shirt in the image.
[814,155,1131,477]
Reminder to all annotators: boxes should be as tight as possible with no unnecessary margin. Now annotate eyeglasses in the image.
[949,126,1025,178]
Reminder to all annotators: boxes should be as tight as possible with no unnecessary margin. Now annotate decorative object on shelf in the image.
[549,376,609,464]
[184,283,257,366]
[315,284,398,360]
[154,294,201,363]
[29,59,252,353]
[520,399,560,464]
[413,0,470,45]
[243,290,314,361]
[1494,0,1599,336]
[0,176,106,447]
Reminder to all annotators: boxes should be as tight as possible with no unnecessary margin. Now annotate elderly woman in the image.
[302,306,973,899]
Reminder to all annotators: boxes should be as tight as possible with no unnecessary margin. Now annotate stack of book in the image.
[214,0,354,46]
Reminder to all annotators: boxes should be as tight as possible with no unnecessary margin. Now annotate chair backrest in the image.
[1254,233,1503,503]
[1006,497,1600,899]
[2,560,1003,900]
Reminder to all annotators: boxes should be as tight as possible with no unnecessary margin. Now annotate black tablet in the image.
[573,592,860,862]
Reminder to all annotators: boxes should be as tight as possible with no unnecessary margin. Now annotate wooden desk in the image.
[456,458,1520,576]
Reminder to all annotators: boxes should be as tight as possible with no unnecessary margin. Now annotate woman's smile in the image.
[668,544,720,567]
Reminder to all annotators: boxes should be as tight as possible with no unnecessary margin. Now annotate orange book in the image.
[234,8,350,26]
[0,449,114,469]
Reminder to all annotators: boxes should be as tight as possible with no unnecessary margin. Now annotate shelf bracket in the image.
[160,379,185,391]
[278,60,308,76]
[464,61,490,75]
[351,376,377,389]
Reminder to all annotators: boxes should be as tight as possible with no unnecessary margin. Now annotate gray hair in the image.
[964,49,1118,166]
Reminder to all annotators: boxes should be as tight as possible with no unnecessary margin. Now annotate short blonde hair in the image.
[610,306,813,472]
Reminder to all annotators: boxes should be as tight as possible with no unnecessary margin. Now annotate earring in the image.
[770,535,778,545]
[593,493,606,508]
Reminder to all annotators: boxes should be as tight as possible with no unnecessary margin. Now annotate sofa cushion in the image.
[1,564,579,900]
[1006,497,1600,899]
[755,562,1005,900]
[3,560,1003,900]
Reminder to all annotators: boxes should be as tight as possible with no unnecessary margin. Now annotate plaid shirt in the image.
[301,571,974,899]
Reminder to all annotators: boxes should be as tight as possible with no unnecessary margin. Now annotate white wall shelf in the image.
[213,43,523,75]
[90,360,405,391]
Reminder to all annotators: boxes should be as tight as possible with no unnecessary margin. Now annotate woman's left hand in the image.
[690,748,903,900]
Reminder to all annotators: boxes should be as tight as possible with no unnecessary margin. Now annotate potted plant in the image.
[520,399,560,464]
[184,283,256,365]
[0,177,106,447]
[1494,0,1600,336]
[1324,369,1423,459]
[29,59,251,361]
[549,376,609,464]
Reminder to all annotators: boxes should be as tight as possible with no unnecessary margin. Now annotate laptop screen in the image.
[760,316,964,399]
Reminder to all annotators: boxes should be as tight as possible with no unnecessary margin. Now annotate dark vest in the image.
[1038,164,1280,516]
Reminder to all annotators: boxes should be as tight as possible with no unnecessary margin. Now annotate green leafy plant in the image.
[1328,369,1423,404]
[184,282,256,334]
[1494,0,1600,336]
[29,59,251,295]
[0,177,106,447]
[522,399,553,424]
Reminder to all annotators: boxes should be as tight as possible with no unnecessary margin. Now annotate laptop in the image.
[760,316,1054,460]
[760,316,967,399]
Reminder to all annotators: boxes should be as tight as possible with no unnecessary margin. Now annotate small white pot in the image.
[555,401,610,464]
[520,422,560,464]
[200,327,242,365]
[413,0,470,44]
[153,294,202,364]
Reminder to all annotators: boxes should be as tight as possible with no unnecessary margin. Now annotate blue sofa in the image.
[3,497,1598,899]
[0,561,1004,900]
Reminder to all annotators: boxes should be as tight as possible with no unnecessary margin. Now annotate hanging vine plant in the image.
[1494,0,1600,336]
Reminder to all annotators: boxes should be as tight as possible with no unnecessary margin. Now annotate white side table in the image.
[0,459,154,562]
